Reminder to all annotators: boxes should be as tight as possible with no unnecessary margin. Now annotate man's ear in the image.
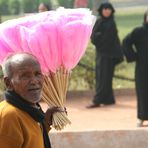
[3,77,13,91]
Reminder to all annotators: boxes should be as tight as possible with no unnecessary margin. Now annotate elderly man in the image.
[0,52,62,148]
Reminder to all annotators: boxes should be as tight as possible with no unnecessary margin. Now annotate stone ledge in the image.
[67,88,136,99]
[50,129,148,148]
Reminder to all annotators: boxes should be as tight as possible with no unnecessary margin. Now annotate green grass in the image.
[1,15,20,22]
[116,9,144,40]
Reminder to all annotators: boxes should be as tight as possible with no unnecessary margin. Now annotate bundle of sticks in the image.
[42,67,71,130]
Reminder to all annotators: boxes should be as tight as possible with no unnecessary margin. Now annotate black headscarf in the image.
[5,90,51,148]
[97,2,115,18]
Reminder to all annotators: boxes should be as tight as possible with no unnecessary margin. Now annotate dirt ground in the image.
[40,90,148,132]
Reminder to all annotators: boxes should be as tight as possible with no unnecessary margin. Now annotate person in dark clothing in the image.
[38,2,51,13]
[87,2,123,108]
[122,10,148,127]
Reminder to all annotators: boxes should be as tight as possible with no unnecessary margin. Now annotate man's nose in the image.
[30,76,39,84]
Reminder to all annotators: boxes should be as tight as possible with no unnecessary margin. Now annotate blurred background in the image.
[0,0,147,96]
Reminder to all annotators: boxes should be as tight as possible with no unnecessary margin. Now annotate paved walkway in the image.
[40,90,148,133]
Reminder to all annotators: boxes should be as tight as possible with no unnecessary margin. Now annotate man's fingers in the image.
[47,107,67,114]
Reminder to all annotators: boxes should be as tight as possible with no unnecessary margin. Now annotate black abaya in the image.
[122,24,148,120]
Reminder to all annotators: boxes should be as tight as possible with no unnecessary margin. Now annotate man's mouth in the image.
[28,88,41,92]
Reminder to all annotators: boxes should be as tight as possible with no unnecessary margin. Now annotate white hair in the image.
[2,52,39,78]
[2,55,13,78]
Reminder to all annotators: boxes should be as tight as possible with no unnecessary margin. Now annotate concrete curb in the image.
[67,88,136,99]
[50,129,148,148]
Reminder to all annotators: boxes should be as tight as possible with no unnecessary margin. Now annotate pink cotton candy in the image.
[60,21,91,70]
[0,39,12,64]
[58,9,93,70]
[31,22,60,73]
[0,8,94,74]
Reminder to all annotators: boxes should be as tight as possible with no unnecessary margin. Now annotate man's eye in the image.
[21,73,30,78]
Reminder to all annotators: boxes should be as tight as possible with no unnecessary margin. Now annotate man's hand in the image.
[44,107,67,126]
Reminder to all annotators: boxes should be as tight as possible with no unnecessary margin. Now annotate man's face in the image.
[9,59,43,104]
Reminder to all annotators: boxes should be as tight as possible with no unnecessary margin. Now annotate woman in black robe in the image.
[122,10,148,126]
[87,2,123,108]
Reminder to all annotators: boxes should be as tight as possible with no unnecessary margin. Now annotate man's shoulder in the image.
[0,101,19,119]
[0,101,24,144]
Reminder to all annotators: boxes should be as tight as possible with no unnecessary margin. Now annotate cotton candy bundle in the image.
[0,8,95,130]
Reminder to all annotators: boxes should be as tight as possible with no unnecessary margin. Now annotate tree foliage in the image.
[22,0,36,13]
[57,0,74,8]
[0,0,9,15]
[9,0,20,15]
[22,0,52,13]
[0,0,93,15]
